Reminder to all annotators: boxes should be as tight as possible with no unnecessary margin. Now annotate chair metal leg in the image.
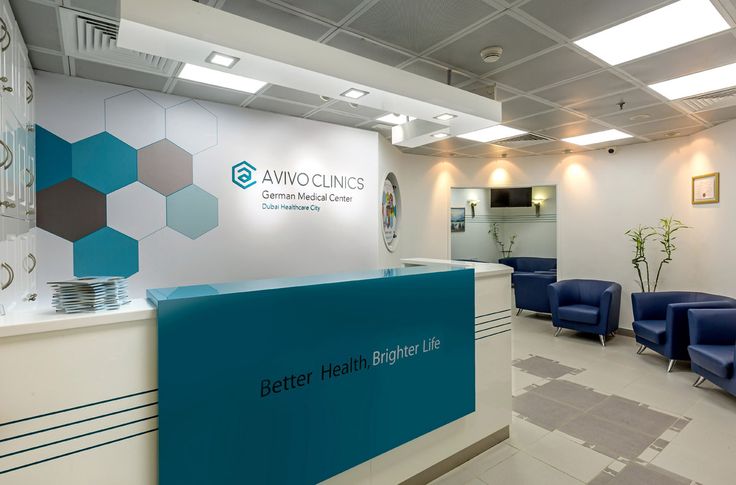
[693,376,706,388]
[636,344,646,355]
[516,308,522,316]
[554,327,562,337]
[599,334,606,347]
[667,359,676,373]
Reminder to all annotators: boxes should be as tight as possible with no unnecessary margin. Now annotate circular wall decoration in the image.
[382,172,400,252]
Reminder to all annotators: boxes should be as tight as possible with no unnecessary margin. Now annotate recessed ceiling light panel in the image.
[434,113,457,121]
[575,0,729,65]
[648,62,736,100]
[206,51,239,68]
[376,113,416,125]
[341,88,369,99]
[178,63,267,93]
[457,125,526,143]
[562,129,633,146]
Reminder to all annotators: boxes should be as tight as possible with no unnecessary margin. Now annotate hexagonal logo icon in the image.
[232,161,256,190]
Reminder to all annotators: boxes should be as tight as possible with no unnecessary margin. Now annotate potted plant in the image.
[490,223,517,258]
[625,217,690,292]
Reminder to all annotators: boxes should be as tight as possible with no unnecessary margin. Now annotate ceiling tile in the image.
[325,31,412,66]
[524,140,583,154]
[620,32,736,85]
[502,97,555,122]
[28,49,66,74]
[510,109,584,132]
[645,126,705,140]
[171,80,249,106]
[458,144,529,158]
[488,47,599,92]
[694,105,736,124]
[624,116,701,136]
[424,137,479,152]
[307,109,365,127]
[534,71,635,106]
[275,0,365,22]
[600,103,681,126]
[64,0,119,18]
[568,89,662,117]
[329,101,386,119]
[261,84,326,106]
[347,0,497,53]
[221,0,331,40]
[519,0,668,39]
[401,60,471,86]
[9,0,61,50]
[429,14,556,76]
[247,97,314,117]
[73,60,168,91]
[539,120,609,138]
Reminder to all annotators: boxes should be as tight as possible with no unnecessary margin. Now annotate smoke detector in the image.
[480,46,503,63]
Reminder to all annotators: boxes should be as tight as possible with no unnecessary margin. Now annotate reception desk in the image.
[0,261,512,484]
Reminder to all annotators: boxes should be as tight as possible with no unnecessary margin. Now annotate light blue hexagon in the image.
[72,132,137,194]
[166,185,218,239]
[73,227,139,278]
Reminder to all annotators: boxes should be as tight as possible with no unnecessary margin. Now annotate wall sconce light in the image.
[532,198,545,217]
[468,199,480,218]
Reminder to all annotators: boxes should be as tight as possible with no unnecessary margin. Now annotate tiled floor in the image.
[431,313,736,485]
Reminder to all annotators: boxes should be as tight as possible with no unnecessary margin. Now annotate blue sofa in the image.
[514,273,557,315]
[499,257,557,285]
[688,309,736,396]
[548,279,622,347]
[632,292,736,371]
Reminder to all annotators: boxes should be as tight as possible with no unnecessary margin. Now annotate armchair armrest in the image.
[631,292,686,320]
[688,309,736,345]
[598,284,622,331]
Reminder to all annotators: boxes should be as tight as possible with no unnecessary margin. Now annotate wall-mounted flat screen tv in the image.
[490,187,532,207]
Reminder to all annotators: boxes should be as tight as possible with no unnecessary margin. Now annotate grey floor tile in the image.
[529,379,608,411]
[591,396,679,437]
[600,462,694,485]
[558,413,656,460]
[513,393,583,431]
[514,355,579,379]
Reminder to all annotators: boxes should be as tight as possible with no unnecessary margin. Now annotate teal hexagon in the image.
[166,185,218,239]
[73,227,139,277]
[72,132,137,194]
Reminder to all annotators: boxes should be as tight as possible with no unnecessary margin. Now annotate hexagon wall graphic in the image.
[105,90,165,149]
[37,179,106,242]
[166,185,218,239]
[74,227,139,278]
[165,101,217,154]
[138,139,193,196]
[36,125,72,191]
[72,132,137,194]
[108,182,166,240]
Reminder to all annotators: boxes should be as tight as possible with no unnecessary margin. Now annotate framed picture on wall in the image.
[450,208,465,233]
[692,172,719,205]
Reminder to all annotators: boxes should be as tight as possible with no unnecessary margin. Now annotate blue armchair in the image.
[514,273,556,315]
[632,292,736,372]
[499,257,557,286]
[688,309,736,396]
[547,279,622,347]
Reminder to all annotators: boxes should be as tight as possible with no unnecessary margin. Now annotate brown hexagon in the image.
[37,179,106,242]
[138,139,193,196]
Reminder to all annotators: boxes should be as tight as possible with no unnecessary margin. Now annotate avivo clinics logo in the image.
[232,161,257,190]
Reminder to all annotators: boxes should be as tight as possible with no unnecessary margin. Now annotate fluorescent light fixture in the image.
[648,62,736,100]
[575,0,729,65]
[434,113,456,121]
[376,113,416,125]
[432,133,449,139]
[178,64,266,93]
[205,51,239,68]
[341,88,369,99]
[562,129,633,146]
[457,125,526,143]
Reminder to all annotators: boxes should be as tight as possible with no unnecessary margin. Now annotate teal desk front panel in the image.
[151,267,475,484]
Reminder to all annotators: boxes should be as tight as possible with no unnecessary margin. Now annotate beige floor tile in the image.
[507,416,550,450]
[462,442,518,476]
[525,430,615,482]
[478,451,583,485]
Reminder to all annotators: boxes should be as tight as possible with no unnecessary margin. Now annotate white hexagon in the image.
[107,182,166,240]
[165,100,217,154]
[105,91,165,149]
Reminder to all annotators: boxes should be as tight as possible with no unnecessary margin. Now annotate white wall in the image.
[392,120,736,328]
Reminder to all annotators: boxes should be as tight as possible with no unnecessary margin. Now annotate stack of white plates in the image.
[49,277,131,313]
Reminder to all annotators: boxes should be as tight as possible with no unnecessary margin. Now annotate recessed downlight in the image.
[434,113,456,121]
[341,88,369,99]
[457,125,526,143]
[432,133,449,139]
[178,64,267,93]
[205,51,239,68]
[629,114,651,122]
[376,113,415,125]
[562,129,633,146]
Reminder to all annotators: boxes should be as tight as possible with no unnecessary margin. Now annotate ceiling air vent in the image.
[676,86,736,113]
[59,8,178,76]
[495,132,555,148]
